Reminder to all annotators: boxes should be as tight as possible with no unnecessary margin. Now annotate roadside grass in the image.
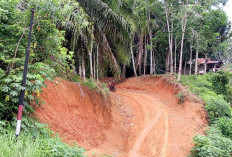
[70,75,109,95]
[0,119,85,157]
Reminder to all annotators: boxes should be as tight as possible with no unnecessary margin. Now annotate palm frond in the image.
[76,0,131,45]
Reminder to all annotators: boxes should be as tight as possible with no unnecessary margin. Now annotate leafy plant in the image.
[0,62,55,120]
[211,71,232,102]
[191,128,232,157]
[70,75,109,96]
[205,97,232,122]
[181,74,232,156]
[213,117,232,140]
[0,120,85,157]
[176,91,185,104]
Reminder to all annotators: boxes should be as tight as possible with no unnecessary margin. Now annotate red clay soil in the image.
[34,76,208,157]
[34,78,112,148]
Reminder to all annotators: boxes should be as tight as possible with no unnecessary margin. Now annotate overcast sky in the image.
[224,0,232,23]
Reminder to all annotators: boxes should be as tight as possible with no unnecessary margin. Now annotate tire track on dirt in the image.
[160,111,168,157]
[117,91,168,157]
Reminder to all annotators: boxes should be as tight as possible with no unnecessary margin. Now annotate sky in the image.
[223,0,232,23]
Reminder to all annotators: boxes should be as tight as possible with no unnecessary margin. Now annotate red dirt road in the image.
[35,76,207,157]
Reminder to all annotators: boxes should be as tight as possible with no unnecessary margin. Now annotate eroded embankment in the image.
[34,78,112,148]
[35,76,208,157]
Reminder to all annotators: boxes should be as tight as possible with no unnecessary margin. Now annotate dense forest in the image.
[0,0,232,156]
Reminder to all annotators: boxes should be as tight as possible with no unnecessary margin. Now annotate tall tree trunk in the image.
[184,58,187,75]
[149,32,153,74]
[12,27,26,68]
[174,38,177,73]
[136,35,144,76]
[139,63,142,76]
[93,51,96,79]
[82,59,86,82]
[130,40,137,77]
[79,61,82,77]
[177,12,187,81]
[144,36,147,75]
[195,50,199,75]
[165,48,170,73]
[122,64,126,79]
[148,8,153,75]
[165,4,174,74]
[189,42,193,75]
[170,22,174,74]
[177,32,185,81]
[89,41,93,79]
[153,52,156,74]
[204,53,208,74]
[195,37,199,75]
[96,44,99,82]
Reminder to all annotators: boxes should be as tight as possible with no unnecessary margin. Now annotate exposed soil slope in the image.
[35,76,208,157]
[34,78,112,148]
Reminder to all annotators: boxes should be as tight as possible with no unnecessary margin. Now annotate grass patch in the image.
[0,118,85,157]
[176,91,185,104]
[70,75,109,95]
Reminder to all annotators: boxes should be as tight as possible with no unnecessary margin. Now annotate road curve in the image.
[108,76,207,157]
[116,90,168,157]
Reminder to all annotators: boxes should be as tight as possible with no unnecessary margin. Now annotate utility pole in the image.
[15,8,34,137]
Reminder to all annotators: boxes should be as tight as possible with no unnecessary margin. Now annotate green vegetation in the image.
[0,119,85,157]
[0,0,86,155]
[0,0,232,156]
[70,75,109,95]
[176,91,185,104]
[181,71,232,103]
[191,128,232,157]
[181,72,232,157]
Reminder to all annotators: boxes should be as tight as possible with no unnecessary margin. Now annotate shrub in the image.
[0,119,85,157]
[70,75,109,95]
[181,74,232,156]
[205,97,232,122]
[180,73,232,102]
[211,71,232,102]
[191,128,232,157]
[176,91,185,104]
[0,63,55,121]
[0,130,85,157]
[213,117,232,140]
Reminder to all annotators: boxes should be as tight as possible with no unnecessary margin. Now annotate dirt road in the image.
[35,76,208,157]
[117,91,168,157]
[101,76,207,157]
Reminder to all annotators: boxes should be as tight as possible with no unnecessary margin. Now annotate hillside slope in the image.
[35,76,207,157]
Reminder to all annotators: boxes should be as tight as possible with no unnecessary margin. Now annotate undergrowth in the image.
[181,71,232,157]
[70,75,109,96]
[0,118,85,157]
[176,91,185,104]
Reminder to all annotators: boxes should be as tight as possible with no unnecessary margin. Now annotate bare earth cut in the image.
[35,76,208,157]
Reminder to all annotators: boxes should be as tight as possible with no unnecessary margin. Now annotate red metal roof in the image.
[198,58,219,64]
[207,61,220,64]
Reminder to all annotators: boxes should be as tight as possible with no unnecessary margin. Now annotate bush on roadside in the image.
[181,74,232,157]
[176,91,185,104]
[0,63,55,121]
[205,96,232,122]
[213,117,232,140]
[211,71,232,102]
[0,119,85,157]
[191,128,232,157]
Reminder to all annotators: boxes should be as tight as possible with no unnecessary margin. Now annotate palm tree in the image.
[76,0,132,77]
